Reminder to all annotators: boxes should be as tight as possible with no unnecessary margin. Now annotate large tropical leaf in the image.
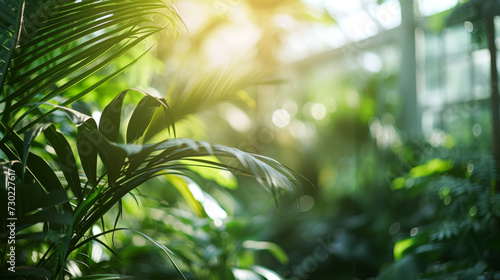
[0,0,181,124]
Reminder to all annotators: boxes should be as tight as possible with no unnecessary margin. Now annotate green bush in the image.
[379,149,500,279]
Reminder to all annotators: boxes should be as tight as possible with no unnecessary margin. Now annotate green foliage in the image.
[0,0,24,90]
[1,0,181,131]
[0,1,302,279]
[0,88,300,279]
[114,205,290,279]
[379,150,500,279]
[7,1,500,280]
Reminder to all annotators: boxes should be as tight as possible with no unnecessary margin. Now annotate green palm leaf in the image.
[1,0,181,124]
[0,0,24,92]
[145,67,261,141]
[167,68,260,120]
[144,138,300,195]
[0,87,300,278]
[39,90,300,238]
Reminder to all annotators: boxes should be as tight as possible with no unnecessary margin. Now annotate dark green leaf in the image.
[21,123,50,175]
[79,124,127,187]
[143,98,177,142]
[16,182,69,215]
[125,141,163,177]
[0,125,67,200]
[126,95,161,143]
[43,125,82,201]
[26,153,66,193]
[77,118,98,186]
[99,89,127,143]
[101,144,127,187]
[18,208,72,229]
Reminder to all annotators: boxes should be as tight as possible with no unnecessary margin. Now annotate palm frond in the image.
[40,90,300,238]
[1,0,181,124]
[145,67,263,141]
[0,0,24,92]
[2,87,301,278]
[168,67,260,119]
[143,138,300,195]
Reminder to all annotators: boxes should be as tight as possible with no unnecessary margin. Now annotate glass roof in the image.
[280,0,461,62]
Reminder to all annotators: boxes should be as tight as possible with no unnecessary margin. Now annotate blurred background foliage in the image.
[2,0,500,279]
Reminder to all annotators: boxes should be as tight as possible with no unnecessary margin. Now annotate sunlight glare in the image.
[274,14,296,30]
[92,111,102,125]
[220,103,252,132]
[362,52,382,73]
[376,0,401,29]
[326,0,362,13]
[418,0,459,16]
[67,261,83,277]
[188,181,228,220]
[203,195,228,220]
[91,241,104,263]
[204,9,260,66]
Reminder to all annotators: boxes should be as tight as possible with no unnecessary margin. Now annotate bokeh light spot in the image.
[389,222,400,235]
[472,123,482,137]
[469,206,478,217]
[311,103,327,120]
[272,109,291,128]
[464,21,473,32]
[299,195,315,212]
